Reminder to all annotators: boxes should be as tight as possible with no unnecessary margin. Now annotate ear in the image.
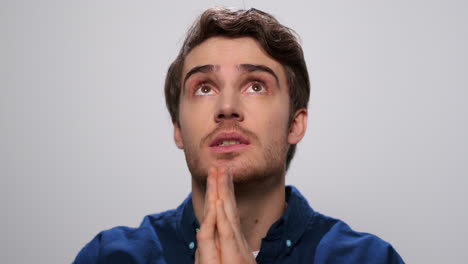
[173,120,184,149]
[288,108,308,145]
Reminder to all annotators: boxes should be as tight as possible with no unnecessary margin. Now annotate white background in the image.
[2,0,467,263]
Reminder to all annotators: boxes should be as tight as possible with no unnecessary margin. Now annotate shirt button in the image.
[286,239,292,247]
[189,241,195,249]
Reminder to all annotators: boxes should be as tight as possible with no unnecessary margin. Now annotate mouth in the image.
[209,132,250,153]
[216,139,242,147]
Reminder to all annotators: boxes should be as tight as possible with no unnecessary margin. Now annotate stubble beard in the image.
[183,125,289,190]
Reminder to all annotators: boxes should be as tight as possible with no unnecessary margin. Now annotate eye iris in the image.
[201,86,211,93]
[252,84,261,92]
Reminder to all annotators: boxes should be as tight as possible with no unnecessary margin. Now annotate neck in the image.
[192,174,286,252]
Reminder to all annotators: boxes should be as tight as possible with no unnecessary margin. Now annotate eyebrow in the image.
[239,64,279,87]
[182,63,280,90]
[183,64,217,89]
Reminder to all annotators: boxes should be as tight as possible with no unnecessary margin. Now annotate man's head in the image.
[165,7,310,184]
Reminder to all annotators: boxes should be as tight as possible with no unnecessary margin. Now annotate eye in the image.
[194,83,216,96]
[245,82,267,94]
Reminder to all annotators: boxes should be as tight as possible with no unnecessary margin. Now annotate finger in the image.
[207,167,220,249]
[195,249,199,264]
[216,199,239,263]
[217,168,241,230]
[196,198,220,263]
[217,199,257,264]
[204,167,218,217]
[217,168,252,256]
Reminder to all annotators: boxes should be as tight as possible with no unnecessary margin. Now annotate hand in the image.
[195,167,257,264]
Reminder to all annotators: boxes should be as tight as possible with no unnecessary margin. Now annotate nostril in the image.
[215,112,243,122]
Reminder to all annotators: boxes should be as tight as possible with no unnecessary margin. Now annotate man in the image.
[74,7,404,263]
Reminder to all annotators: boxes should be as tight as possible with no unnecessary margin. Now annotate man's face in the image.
[174,37,305,184]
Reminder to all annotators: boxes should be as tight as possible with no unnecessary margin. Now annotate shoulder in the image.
[73,209,179,264]
[287,186,404,263]
[312,214,404,264]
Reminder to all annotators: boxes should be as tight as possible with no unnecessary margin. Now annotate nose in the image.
[214,90,244,123]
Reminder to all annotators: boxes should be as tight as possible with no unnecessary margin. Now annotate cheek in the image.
[247,95,289,120]
[246,102,290,133]
[179,101,215,138]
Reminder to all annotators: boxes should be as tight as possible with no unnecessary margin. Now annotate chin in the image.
[187,149,286,187]
[219,159,282,185]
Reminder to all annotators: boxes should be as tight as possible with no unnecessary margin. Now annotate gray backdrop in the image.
[2,0,467,263]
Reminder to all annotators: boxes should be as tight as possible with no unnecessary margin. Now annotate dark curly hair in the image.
[164,7,310,170]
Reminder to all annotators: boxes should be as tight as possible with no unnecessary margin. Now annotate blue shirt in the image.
[74,186,404,263]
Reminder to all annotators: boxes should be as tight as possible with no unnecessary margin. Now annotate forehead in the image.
[182,37,286,81]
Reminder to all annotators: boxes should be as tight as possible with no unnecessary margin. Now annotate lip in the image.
[209,132,250,153]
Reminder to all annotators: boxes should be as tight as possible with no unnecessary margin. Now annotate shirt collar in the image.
[277,185,315,249]
[176,193,199,252]
[176,185,315,253]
